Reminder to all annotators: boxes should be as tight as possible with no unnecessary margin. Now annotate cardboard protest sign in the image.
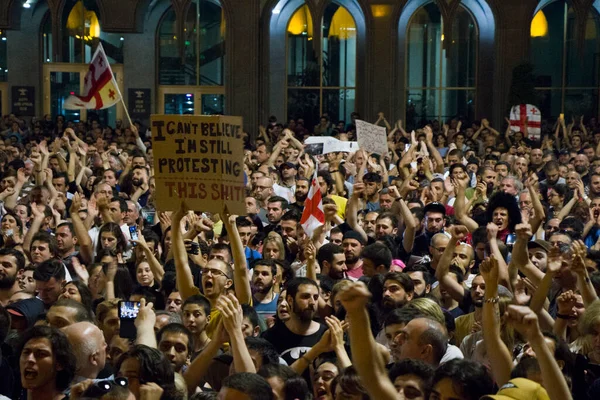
[355,119,388,155]
[151,115,245,215]
[304,136,359,155]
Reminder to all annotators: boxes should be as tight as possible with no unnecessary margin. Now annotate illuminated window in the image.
[42,0,123,64]
[405,1,477,129]
[158,0,225,86]
[531,0,600,118]
[286,2,357,130]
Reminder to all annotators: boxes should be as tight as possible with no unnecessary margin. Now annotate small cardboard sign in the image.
[356,119,388,155]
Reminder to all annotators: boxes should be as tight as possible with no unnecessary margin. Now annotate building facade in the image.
[0,0,598,132]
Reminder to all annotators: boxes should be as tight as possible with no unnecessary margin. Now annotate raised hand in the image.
[514,223,533,240]
[216,293,243,335]
[487,222,499,240]
[546,247,562,275]
[134,298,156,330]
[338,281,372,313]
[505,305,542,342]
[448,225,468,241]
[556,290,578,316]
[480,256,500,288]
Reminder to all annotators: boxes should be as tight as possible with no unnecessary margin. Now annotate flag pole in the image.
[98,43,134,128]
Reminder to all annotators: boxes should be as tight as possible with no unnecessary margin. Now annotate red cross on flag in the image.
[300,170,325,238]
[509,104,542,140]
[64,44,121,110]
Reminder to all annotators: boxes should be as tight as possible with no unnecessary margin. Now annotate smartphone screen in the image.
[119,301,140,319]
[118,301,140,340]
[129,226,138,247]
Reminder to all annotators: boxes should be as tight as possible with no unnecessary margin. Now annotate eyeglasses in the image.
[201,268,230,278]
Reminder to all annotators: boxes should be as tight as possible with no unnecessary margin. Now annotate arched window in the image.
[286,2,357,130]
[42,0,124,63]
[158,0,225,86]
[531,0,600,118]
[405,1,477,130]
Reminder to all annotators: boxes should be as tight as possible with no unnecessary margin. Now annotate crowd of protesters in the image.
[0,109,599,400]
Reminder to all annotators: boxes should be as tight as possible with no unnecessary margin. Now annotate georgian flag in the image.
[300,170,325,238]
[64,44,121,110]
[509,104,542,140]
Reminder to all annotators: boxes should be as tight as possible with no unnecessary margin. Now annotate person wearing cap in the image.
[482,378,550,400]
[528,240,550,272]
[342,231,365,281]
[6,297,46,332]
[273,162,296,203]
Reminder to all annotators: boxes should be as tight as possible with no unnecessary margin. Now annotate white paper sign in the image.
[355,119,388,155]
[304,136,359,155]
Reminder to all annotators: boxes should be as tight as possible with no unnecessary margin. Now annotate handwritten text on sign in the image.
[355,119,388,156]
[151,115,245,214]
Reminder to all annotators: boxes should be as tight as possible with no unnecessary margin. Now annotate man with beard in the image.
[130,166,150,207]
[251,260,279,320]
[262,277,327,368]
[382,272,414,313]
[540,161,565,198]
[0,248,25,306]
[290,177,309,213]
[266,196,288,229]
[574,154,591,185]
[342,231,365,280]
[253,176,275,224]
[589,173,600,199]
[316,243,347,281]
[403,265,432,298]
[410,202,446,256]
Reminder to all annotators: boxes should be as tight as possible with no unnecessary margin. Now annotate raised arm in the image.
[510,223,544,286]
[132,230,165,285]
[172,202,198,301]
[222,212,252,305]
[338,282,397,400]
[184,322,225,394]
[486,223,511,290]
[572,241,599,306]
[217,294,255,373]
[346,183,368,242]
[134,298,157,348]
[453,176,479,232]
[424,126,444,173]
[69,193,93,265]
[435,226,467,302]
[23,203,45,258]
[397,195,417,253]
[525,174,546,233]
[507,305,573,400]
[480,256,513,387]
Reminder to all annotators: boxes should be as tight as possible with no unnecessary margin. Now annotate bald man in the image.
[62,322,107,382]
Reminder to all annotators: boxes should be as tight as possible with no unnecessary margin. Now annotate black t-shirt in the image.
[262,321,327,366]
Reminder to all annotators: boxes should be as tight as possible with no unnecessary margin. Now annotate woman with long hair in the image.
[96,222,128,256]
